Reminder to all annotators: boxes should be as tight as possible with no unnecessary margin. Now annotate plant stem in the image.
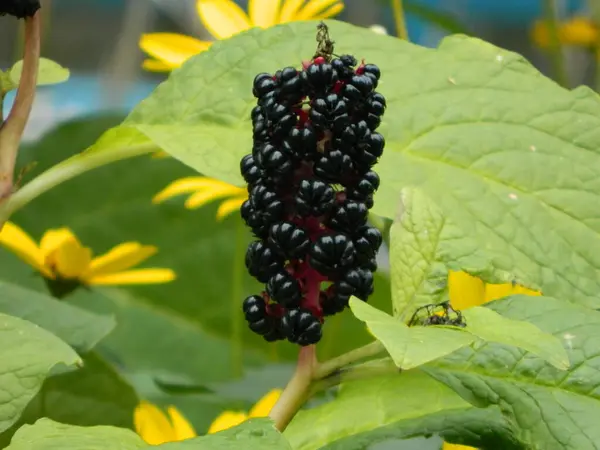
[269,345,316,431]
[313,341,385,380]
[0,12,41,204]
[391,0,409,41]
[0,142,158,222]
[542,0,568,87]
[311,357,398,394]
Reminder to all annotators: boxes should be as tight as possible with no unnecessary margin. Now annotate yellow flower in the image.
[441,270,541,450]
[532,16,599,49]
[140,0,345,72]
[153,177,247,221]
[0,221,176,288]
[134,389,282,445]
[447,270,541,311]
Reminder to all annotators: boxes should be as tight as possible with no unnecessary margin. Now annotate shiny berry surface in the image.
[240,53,386,346]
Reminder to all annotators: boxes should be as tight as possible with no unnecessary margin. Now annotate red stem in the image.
[0,12,41,202]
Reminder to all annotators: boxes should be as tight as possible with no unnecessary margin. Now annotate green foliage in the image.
[461,306,569,370]
[1,14,600,450]
[0,314,80,433]
[0,281,114,352]
[8,58,70,89]
[6,418,290,450]
[350,298,474,369]
[425,296,600,449]
[5,418,145,450]
[388,188,455,319]
[285,370,521,450]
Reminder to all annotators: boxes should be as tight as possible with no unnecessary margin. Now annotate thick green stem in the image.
[391,0,409,41]
[0,12,40,203]
[269,345,316,431]
[311,357,399,394]
[542,0,569,87]
[313,341,385,380]
[0,143,157,222]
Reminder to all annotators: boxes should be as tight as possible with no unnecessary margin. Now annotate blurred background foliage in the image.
[1,1,598,449]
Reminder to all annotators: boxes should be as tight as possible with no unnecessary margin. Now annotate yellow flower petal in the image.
[278,0,304,22]
[134,401,176,445]
[53,238,92,279]
[88,243,158,277]
[207,411,248,434]
[311,3,344,20]
[443,444,477,450]
[167,406,197,441]
[143,59,175,72]
[248,389,282,418]
[196,0,252,40]
[532,16,599,48]
[295,0,343,20]
[40,227,77,256]
[140,33,211,69]
[484,282,541,303]
[216,197,246,221]
[248,0,281,27]
[0,222,49,277]
[153,177,240,204]
[89,268,176,285]
[448,270,485,310]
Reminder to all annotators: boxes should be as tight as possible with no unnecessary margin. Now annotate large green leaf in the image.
[0,280,114,352]
[0,314,80,433]
[81,20,600,309]
[388,188,458,319]
[285,370,522,450]
[6,418,290,450]
[0,352,139,448]
[424,296,600,449]
[156,419,291,450]
[6,419,145,450]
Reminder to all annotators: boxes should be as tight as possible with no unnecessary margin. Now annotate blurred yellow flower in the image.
[140,0,345,71]
[153,177,247,221]
[134,389,281,445]
[0,221,175,287]
[441,270,541,450]
[448,270,541,311]
[532,16,599,48]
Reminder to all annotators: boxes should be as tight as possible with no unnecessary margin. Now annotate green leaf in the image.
[6,418,145,450]
[8,58,70,90]
[0,313,80,433]
[424,296,600,449]
[285,370,521,450]
[389,188,458,319]
[350,298,475,369]
[81,20,600,309]
[462,306,569,370]
[0,353,139,448]
[0,280,114,352]
[155,419,291,449]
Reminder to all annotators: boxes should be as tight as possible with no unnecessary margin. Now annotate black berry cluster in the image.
[0,0,40,18]
[241,53,386,346]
